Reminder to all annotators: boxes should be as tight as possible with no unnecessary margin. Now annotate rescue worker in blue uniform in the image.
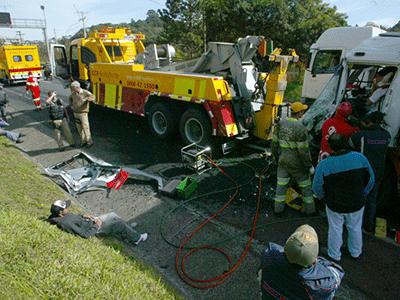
[259,224,344,299]
[272,102,315,215]
[349,111,390,233]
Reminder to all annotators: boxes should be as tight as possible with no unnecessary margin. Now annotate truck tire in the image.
[148,102,178,139]
[179,108,212,146]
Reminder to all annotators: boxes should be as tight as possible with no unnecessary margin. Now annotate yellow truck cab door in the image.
[50,44,70,79]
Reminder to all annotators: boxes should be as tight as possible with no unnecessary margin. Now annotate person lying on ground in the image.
[47,200,148,245]
[0,119,23,143]
[259,224,344,300]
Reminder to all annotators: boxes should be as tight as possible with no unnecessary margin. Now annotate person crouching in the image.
[259,224,344,299]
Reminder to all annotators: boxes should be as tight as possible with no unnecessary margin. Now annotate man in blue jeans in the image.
[0,118,23,143]
[48,200,148,245]
[313,134,374,261]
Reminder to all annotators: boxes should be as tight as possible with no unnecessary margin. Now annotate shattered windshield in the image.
[302,66,343,133]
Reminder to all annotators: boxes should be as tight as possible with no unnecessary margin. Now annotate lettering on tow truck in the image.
[126,80,158,90]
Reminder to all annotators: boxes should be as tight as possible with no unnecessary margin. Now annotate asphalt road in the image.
[3,79,400,299]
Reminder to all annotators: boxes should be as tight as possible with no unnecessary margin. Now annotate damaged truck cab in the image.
[303,32,400,202]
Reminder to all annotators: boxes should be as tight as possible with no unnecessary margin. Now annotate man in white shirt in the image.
[366,67,396,112]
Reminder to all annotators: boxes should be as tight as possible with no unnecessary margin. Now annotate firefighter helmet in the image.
[336,102,352,118]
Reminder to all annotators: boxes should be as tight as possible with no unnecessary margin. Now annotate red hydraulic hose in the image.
[175,158,267,289]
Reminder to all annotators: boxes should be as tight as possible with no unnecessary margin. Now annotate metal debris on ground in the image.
[44,152,163,195]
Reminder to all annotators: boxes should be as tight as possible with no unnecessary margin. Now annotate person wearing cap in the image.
[25,71,42,111]
[271,101,316,215]
[0,84,9,121]
[69,81,95,147]
[259,224,344,299]
[48,200,148,245]
[313,134,374,262]
[349,111,391,233]
[46,90,75,151]
[319,102,359,161]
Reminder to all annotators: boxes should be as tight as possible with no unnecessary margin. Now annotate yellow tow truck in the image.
[0,44,42,84]
[51,27,298,147]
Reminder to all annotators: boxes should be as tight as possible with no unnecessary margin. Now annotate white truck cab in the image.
[303,32,400,146]
[301,26,385,102]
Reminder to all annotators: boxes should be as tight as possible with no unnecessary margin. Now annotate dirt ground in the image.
[3,80,400,299]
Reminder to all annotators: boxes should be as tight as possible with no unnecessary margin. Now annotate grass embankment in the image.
[0,138,179,300]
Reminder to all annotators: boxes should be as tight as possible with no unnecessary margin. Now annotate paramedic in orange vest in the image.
[25,71,41,110]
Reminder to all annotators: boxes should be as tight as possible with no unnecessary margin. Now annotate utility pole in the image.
[16,31,24,44]
[78,12,87,38]
[40,5,50,63]
[53,28,57,42]
[74,6,88,38]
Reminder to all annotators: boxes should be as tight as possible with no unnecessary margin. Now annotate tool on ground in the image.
[375,217,387,238]
[181,143,212,174]
[176,177,198,199]
[285,187,304,212]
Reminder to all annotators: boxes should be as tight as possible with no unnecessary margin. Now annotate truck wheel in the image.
[3,77,10,86]
[179,108,212,146]
[148,102,178,139]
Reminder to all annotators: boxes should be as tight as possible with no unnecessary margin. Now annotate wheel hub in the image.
[185,118,204,144]
[152,111,167,135]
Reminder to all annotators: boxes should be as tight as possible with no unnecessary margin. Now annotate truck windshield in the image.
[105,45,122,58]
[13,55,22,62]
[312,50,341,74]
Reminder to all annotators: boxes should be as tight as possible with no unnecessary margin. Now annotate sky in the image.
[0,0,399,42]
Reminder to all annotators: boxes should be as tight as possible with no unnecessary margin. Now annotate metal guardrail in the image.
[0,18,45,29]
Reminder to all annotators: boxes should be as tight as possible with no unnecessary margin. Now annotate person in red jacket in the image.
[25,72,41,110]
[319,102,358,160]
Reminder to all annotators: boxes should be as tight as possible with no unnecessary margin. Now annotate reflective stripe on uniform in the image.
[303,196,314,204]
[274,195,286,202]
[279,140,309,149]
[298,179,311,188]
[277,177,290,186]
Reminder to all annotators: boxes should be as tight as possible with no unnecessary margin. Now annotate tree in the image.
[160,0,347,59]
[242,0,346,57]
[390,20,400,32]
[158,0,204,58]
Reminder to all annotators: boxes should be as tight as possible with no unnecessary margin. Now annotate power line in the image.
[16,30,24,43]
[73,5,88,38]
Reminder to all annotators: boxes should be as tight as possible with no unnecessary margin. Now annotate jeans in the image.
[96,212,140,244]
[0,128,20,142]
[326,206,364,261]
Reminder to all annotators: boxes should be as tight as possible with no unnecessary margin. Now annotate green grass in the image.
[0,138,180,300]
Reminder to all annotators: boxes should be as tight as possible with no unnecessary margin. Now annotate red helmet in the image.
[336,102,352,118]
[28,71,32,75]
